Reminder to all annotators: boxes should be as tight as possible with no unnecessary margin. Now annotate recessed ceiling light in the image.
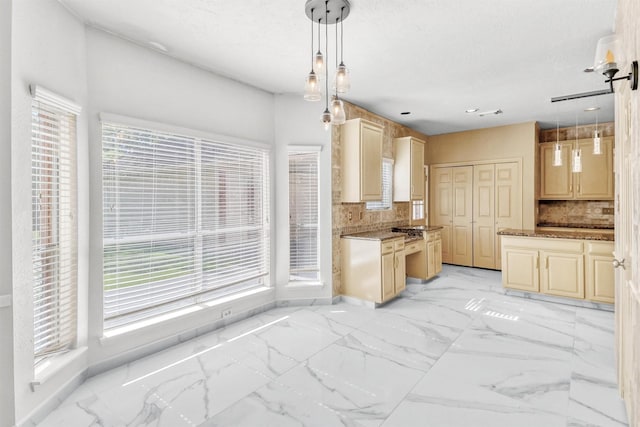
[584,106,600,112]
[400,111,411,115]
[465,108,479,113]
[148,41,168,52]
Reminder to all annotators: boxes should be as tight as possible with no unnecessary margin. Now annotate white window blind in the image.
[288,149,320,282]
[412,199,425,221]
[366,158,393,210]
[31,88,80,362]
[102,121,270,330]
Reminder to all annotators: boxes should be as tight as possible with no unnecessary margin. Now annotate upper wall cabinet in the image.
[341,118,384,202]
[539,136,614,200]
[393,136,425,201]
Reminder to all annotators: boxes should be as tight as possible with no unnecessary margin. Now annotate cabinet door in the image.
[434,239,442,275]
[576,137,614,200]
[426,241,436,278]
[495,162,522,270]
[473,164,495,269]
[540,251,584,299]
[586,254,615,303]
[452,166,473,266]
[395,250,406,294]
[432,167,452,263]
[360,121,383,201]
[411,140,425,200]
[381,252,395,302]
[502,248,539,292]
[540,142,573,199]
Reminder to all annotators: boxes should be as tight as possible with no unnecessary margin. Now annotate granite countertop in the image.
[391,225,444,233]
[537,222,614,230]
[341,230,407,241]
[498,228,614,241]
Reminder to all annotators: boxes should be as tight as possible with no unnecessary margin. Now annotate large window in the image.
[31,86,80,362]
[288,148,320,283]
[102,120,270,330]
[366,158,393,210]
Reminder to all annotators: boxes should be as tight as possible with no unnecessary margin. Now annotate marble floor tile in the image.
[37,266,627,427]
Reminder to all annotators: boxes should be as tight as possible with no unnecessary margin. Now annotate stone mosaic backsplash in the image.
[538,200,614,229]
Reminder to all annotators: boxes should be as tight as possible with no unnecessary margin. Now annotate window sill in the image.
[287,281,324,287]
[100,286,273,343]
[32,346,87,391]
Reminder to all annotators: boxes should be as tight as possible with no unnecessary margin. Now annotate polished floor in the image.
[38,266,628,427]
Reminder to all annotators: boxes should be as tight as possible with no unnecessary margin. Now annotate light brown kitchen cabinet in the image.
[586,241,614,303]
[540,250,584,299]
[426,230,442,277]
[393,136,425,201]
[501,235,612,303]
[341,237,406,304]
[539,137,614,200]
[341,118,384,202]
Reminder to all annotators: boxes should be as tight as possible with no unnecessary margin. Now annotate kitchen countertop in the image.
[537,222,614,230]
[341,230,407,241]
[498,228,614,241]
[392,225,444,233]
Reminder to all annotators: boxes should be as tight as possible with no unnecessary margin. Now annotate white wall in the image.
[10,0,89,424]
[0,0,15,425]
[85,28,277,368]
[273,94,333,302]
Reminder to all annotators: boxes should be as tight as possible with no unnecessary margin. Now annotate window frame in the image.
[101,114,270,332]
[366,158,393,211]
[288,146,321,284]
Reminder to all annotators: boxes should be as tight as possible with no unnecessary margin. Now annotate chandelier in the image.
[303,0,351,129]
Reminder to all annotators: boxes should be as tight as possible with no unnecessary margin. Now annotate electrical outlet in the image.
[603,207,614,215]
[348,211,352,221]
[222,309,232,318]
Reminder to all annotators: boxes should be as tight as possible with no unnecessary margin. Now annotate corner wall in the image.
[10,0,89,424]
[0,0,15,425]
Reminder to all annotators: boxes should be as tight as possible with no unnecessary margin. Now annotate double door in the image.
[432,162,521,269]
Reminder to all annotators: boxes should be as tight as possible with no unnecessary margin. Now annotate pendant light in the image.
[320,1,332,129]
[593,109,602,155]
[304,0,351,128]
[304,8,321,101]
[553,119,562,167]
[572,114,582,173]
[333,6,351,93]
[330,15,346,125]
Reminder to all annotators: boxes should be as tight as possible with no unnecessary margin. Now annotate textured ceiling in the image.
[59,0,618,135]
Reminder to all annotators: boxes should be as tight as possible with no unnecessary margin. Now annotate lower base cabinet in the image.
[501,235,613,303]
[342,237,406,303]
[405,230,442,280]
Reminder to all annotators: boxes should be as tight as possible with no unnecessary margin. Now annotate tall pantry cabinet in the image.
[432,161,522,269]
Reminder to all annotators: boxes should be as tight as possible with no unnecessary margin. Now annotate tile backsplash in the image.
[538,200,614,229]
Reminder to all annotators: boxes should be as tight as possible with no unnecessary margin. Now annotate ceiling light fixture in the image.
[465,108,479,113]
[304,0,351,129]
[572,113,582,173]
[477,109,503,117]
[553,118,563,167]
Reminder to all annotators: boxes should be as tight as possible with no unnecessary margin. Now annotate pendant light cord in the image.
[340,7,344,64]
[325,0,329,110]
[310,9,314,70]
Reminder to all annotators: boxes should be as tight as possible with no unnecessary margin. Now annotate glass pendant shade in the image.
[331,97,346,125]
[594,34,622,72]
[572,149,582,173]
[321,108,332,130]
[314,50,325,77]
[304,71,321,101]
[553,143,563,167]
[333,63,351,93]
[593,130,602,155]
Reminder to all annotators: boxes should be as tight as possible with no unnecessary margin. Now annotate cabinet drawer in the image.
[426,231,441,242]
[394,239,405,251]
[381,241,395,254]
[404,240,424,255]
[586,241,614,256]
